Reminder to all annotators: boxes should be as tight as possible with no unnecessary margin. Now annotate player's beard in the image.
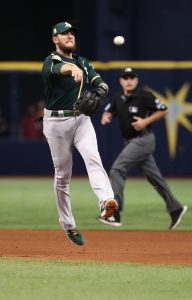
[60,44,76,54]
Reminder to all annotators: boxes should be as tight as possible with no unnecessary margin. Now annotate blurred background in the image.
[0,0,192,176]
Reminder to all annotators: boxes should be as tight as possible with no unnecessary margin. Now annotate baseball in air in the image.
[113,35,125,46]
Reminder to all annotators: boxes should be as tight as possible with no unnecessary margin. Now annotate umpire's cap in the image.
[120,67,138,78]
[52,22,79,37]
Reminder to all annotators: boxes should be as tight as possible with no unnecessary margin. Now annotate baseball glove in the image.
[75,86,108,116]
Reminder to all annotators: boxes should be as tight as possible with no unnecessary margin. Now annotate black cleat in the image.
[169,205,188,230]
[97,211,122,227]
[97,215,122,227]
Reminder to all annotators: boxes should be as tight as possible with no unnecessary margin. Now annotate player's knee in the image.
[109,168,117,178]
[57,177,70,184]
[110,167,126,180]
[84,153,102,166]
[55,172,71,185]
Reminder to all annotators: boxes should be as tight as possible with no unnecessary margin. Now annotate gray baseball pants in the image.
[43,109,114,231]
[110,131,183,214]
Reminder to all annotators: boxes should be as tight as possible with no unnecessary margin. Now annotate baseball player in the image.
[42,22,118,246]
[97,67,188,229]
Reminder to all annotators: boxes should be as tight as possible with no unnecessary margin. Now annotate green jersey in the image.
[42,51,105,110]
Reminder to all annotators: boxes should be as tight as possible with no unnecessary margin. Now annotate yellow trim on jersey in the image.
[51,54,62,62]
[90,75,101,85]
[50,61,54,74]
[77,79,83,99]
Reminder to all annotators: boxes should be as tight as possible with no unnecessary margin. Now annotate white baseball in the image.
[113,36,125,46]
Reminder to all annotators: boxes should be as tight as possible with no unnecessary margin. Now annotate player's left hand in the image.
[131,116,147,131]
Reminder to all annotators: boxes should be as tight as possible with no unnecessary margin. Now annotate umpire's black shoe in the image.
[97,211,122,227]
[169,205,188,230]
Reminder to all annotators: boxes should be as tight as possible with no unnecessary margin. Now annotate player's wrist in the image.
[98,83,109,95]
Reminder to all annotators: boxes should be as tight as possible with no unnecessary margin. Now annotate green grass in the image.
[0,258,192,300]
[0,178,191,300]
[0,177,191,230]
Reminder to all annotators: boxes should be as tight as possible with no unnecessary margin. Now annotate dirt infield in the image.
[0,230,192,265]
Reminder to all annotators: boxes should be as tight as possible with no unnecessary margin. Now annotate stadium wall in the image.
[0,61,192,176]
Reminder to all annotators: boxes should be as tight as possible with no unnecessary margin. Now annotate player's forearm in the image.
[60,63,74,75]
[99,83,109,93]
[60,63,83,82]
[101,112,112,125]
[144,109,168,126]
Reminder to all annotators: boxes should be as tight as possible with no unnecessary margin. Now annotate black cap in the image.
[52,22,79,37]
[120,67,138,78]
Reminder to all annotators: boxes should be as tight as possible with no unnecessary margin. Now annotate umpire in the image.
[98,67,187,229]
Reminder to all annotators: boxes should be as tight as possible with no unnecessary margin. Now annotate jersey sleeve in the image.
[104,93,119,116]
[42,55,63,77]
[85,59,105,88]
[143,91,167,111]
[52,62,63,75]
[51,55,64,75]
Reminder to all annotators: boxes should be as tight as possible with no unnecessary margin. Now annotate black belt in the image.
[137,129,151,137]
[51,110,81,117]
[125,129,151,142]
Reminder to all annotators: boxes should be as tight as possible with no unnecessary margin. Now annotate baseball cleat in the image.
[169,205,188,230]
[66,228,85,245]
[101,199,118,220]
[97,215,122,227]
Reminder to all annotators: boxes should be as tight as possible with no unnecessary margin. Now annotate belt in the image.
[50,110,81,117]
[125,129,151,142]
[137,129,151,137]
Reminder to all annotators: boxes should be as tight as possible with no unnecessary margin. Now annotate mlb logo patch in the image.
[155,98,165,109]
[129,106,138,113]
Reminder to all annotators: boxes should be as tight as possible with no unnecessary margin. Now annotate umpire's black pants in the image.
[109,131,183,214]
